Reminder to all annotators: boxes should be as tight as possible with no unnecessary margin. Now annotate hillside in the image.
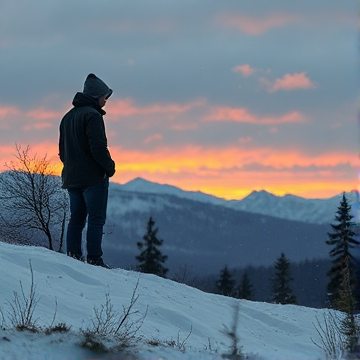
[0,242,333,359]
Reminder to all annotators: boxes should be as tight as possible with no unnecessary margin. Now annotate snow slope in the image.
[0,242,332,360]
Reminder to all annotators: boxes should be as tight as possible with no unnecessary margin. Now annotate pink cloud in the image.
[219,13,299,35]
[143,133,163,144]
[204,107,306,124]
[22,122,53,131]
[0,105,20,129]
[107,98,206,119]
[238,136,252,144]
[232,64,256,77]
[171,123,199,131]
[26,108,63,120]
[269,72,317,92]
[0,106,20,118]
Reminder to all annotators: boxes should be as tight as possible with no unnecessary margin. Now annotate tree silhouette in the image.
[0,144,68,251]
[271,252,297,304]
[136,216,168,278]
[216,265,236,297]
[236,272,254,300]
[326,193,359,313]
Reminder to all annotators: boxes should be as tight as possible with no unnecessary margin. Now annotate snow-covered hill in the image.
[117,178,352,225]
[0,242,333,359]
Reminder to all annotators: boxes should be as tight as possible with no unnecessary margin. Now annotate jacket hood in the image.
[72,92,106,115]
[83,73,113,99]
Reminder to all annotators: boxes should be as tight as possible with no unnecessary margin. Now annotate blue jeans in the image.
[66,177,109,261]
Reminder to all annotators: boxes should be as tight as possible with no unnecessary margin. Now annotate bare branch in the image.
[0,144,69,251]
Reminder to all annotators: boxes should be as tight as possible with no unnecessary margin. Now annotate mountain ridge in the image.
[113,177,352,225]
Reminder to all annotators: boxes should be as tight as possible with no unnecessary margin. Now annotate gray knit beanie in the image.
[83,73,113,99]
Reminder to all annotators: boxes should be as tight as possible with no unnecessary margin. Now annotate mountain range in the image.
[102,178,350,275]
[118,177,353,225]
[0,173,353,277]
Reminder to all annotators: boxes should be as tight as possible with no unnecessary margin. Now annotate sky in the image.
[0,0,358,199]
[0,241,330,359]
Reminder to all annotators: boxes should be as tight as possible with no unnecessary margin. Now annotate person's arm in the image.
[86,113,116,177]
[58,122,65,163]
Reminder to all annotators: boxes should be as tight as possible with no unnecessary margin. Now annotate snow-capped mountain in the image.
[230,190,346,225]
[105,180,331,275]
[121,177,228,207]
[0,173,343,277]
[117,177,351,225]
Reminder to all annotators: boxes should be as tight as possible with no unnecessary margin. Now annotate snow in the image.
[119,178,227,208]
[112,178,352,225]
[0,241,335,359]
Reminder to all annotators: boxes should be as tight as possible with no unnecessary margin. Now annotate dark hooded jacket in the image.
[59,92,116,189]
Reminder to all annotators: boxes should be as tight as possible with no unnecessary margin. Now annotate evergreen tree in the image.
[270,252,297,304]
[326,193,359,312]
[136,217,168,278]
[237,272,254,300]
[216,265,236,296]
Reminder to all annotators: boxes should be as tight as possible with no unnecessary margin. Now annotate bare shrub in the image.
[45,322,71,335]
[311,310,348,360]
[79,332,108,353]
[4,260,68,336]
[6,260,40,332]
[80,279,147,351]
[0,144,69,251]
[145,326,192,353]
[222,302,244,360]
[165,326,193,352]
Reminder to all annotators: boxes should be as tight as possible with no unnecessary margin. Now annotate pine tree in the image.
[237,272,254,300]
[136,216,168,278]
[326,193,359,312]
[270,252,297,304]
[216,265,236,296]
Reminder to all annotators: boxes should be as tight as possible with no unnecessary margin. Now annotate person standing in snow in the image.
[59,73,116,268]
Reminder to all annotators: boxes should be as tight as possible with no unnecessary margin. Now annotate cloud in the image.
[22,122,53,131]
[0,106,20,118]
[264,72,317,92]
[105,145,357,199]
[0,142,356,199]
[108,144,357,175]
[219,13,299,35]
[233,64,257,77]
[0,105,19,129]
[238,136,252,144]
[107,98,206,119]
[203,107,306,124]
[143,133,163,144]
[26,108,64,120]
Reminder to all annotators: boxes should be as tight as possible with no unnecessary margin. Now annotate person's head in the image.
[83,73,112,107]
[98,94,111,108]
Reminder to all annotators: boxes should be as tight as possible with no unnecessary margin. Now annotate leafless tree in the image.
[0,144,68,251]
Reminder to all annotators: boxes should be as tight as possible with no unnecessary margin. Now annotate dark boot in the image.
[67,252,83,261]
[87,257,111,269]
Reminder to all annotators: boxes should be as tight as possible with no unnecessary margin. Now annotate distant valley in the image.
[103,179,338,275]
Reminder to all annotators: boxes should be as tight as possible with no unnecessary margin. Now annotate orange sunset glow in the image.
[0,1,356,201]
[0,141,357,200]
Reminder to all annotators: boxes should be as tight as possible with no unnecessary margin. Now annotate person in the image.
[59,73,116,268]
